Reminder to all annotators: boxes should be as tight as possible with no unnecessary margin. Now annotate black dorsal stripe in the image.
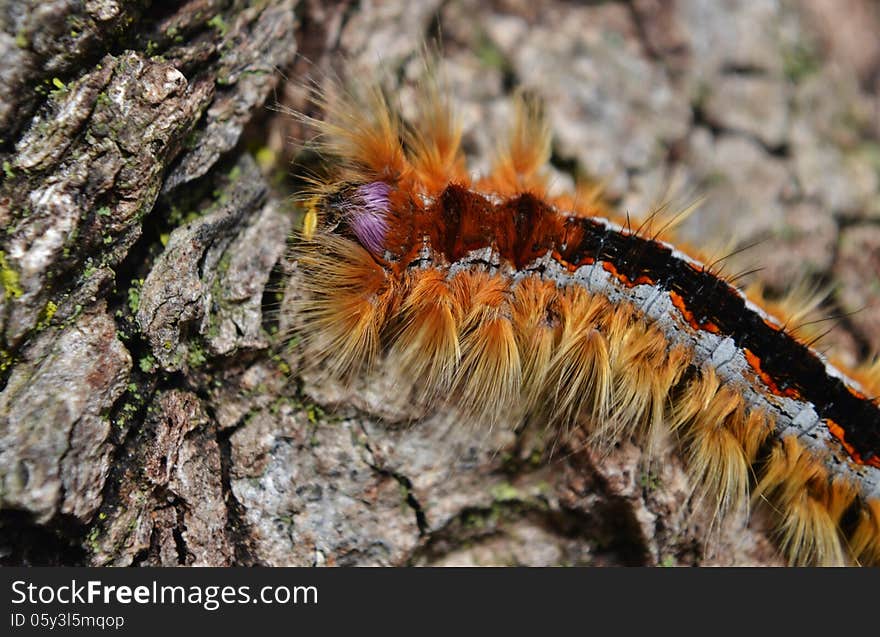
[564,216,880,464]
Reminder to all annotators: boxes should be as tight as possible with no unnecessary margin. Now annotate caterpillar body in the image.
[287,81,880,567]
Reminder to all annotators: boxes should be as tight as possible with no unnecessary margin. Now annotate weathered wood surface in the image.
[1,0,879,566]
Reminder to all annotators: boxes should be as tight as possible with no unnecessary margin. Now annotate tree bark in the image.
[0,0,301,565]
[2,0,879,566]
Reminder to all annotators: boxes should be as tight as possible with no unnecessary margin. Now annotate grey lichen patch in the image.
[0,305,130,523]
[90,390,232,566]
[0,1,150,141]
[356,410,520,534]
[161,0,298,193]
[209,359,295,433]
[207,198,292,356]
[136,154,285,371]
[0,51,214,350]
[14,62,116,171]
[0,31,36,140]
[229,407,421,566]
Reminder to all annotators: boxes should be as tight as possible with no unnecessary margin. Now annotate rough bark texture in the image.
[1,0,879,566]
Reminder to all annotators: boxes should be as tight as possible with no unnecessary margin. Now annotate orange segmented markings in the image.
[702,321,721,334]
[847,385,868,401]
[669,290,697,328]
[827,419,880,468]
[743,348,802,400]
[668,290,720,334]
[601,261,655,288]
[551,250,577,272]
[602,261,626,284]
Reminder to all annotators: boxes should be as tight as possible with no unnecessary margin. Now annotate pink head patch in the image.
[348,181,391,254]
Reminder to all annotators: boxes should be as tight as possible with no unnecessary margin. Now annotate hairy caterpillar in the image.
[284,77,880,567]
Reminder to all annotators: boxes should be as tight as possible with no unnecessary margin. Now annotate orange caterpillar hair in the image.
[284,75,880,567]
